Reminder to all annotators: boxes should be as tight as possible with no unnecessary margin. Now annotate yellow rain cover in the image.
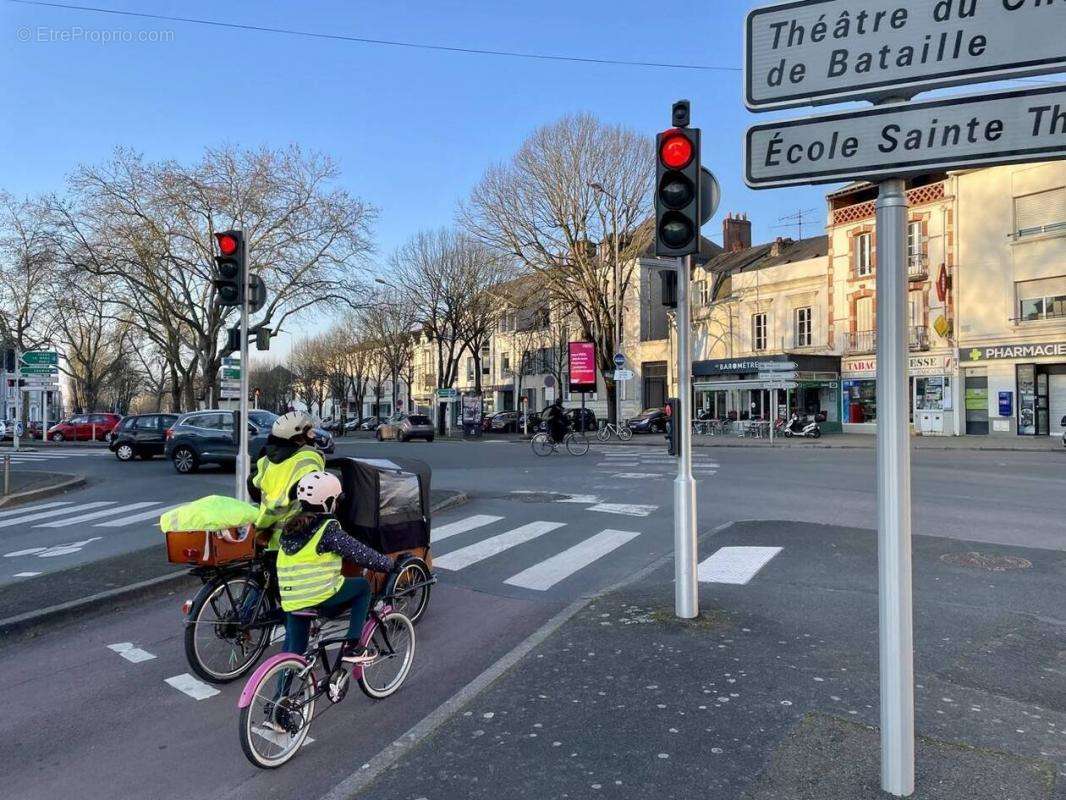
[159,495,259,533]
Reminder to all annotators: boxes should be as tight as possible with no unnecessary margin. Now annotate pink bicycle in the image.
[236,557,427,768]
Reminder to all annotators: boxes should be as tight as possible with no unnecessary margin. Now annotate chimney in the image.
[770,236,793,257]
[723,212,752,253]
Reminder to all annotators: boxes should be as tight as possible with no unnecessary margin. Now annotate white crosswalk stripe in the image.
[0,501,116,529]
[434,521,566,571]
[35,501,160,528]
[432,514,503,542]
[698,546,782,585]
[504,529,640,590]
[0,501,72,519]
[588,503,657,517]
[94,503,183,528]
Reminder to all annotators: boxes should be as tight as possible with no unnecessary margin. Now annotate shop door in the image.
[1050,371,1066,437]
[1036,370,1050,435]
[964,374,989,435]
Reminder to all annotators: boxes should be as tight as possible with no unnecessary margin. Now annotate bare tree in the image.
[249,362,293,414]
[463,114,653,422]
[360,294,418,413]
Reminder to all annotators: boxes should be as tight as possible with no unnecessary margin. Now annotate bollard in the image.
[92,424,96,442]
[3,455,9,497]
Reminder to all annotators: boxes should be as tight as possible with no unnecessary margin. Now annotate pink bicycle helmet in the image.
[294,471,343,513]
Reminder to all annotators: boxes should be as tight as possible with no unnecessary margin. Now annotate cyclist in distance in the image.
[545,398,566,445]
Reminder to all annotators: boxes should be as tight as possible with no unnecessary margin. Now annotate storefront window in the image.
[843,379,877,423]
[1017,364,1037,435]
[915,377,946,411]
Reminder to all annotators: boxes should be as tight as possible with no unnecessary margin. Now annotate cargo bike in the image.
[164,457,436,684]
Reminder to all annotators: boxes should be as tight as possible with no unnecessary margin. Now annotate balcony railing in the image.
[844,328,931,354]
[790,335,821,350]
[907,254,928,281]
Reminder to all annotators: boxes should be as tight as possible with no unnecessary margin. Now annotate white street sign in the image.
[746,84,1066,188]
[745,0,1066,111]
[613,369,635,381]
[758,361,798,372]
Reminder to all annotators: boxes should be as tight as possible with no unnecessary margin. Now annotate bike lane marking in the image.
[107,642,157,663]
[697,546,782,585]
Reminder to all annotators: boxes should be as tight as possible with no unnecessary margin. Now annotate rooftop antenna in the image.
[773,208,818,241]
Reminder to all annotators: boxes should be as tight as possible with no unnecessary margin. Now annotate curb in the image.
[319,522,727,800]
[0,490,471,637]
[0,473,86,509]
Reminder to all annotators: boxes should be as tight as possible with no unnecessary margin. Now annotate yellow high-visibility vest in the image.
[276,520,343,612]
[251,447,325,549]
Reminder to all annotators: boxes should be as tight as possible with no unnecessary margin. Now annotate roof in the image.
[702,234,828,278]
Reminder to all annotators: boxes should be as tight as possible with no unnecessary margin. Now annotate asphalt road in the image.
[2,437,1065,799]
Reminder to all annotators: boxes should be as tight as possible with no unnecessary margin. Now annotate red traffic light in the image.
[216,232,239,256]
[659,131,693,170]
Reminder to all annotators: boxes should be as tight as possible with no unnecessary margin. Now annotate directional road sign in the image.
[746,84,1066,188]
[222,357,241,367]
[20,351,58,366]
[20,365,58,375]
[758,361,798,372]
[614,369,635,381]
[221,367,241,381]
[745,0,1066,111]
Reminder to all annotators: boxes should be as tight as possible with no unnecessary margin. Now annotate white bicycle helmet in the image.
[272,410,314,441]
[294,471,343,513]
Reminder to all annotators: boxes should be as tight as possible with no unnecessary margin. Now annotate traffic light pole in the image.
[236,253,252,504]
[674,255,698,619]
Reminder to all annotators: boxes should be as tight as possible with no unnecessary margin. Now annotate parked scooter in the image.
[783,413,822,439]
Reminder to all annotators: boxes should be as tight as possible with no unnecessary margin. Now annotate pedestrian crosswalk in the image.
[432,513,644,593]
[0,499,183,531]
[0,449,111,465]
[596,446,719,478]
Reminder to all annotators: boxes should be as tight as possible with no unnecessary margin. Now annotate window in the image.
[907,221,924,268]
[465,357,475,382]
[794,307,813,347]
[1015,188,1066,237]
[752,313,768,351]
[854,232,873,276]
[1017,277,1066,321]
[481,343,491,376]
[501,353,511,374]
[693,280,707,307]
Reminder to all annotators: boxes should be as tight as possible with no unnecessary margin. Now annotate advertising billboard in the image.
[568,342,597,393]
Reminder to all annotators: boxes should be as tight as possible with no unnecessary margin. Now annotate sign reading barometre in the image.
[747,84,1066,186]
[746,0,1066,110]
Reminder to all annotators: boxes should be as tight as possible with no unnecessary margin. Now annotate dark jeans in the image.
[282,576,373,656]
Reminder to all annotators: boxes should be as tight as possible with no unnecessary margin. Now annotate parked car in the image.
[48,412,122,442]
[397,414,434,442]
[318,417,338,432]
[165,409,333,474]
[481,412,500,432]
[518,410,543,432]
[490,411,521,433]
[0,420,43,440]
[565,408,597,432]
[108,413,180,461]
[359,416,385,431]
[629,408,668,433]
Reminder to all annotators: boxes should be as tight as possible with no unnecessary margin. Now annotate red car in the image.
[48,412,122,442]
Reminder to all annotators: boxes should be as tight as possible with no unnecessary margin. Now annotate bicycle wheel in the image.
[239,656,316,769]
[359,611,416,699]
[390,560,431,625]
[618,425,633,442]
[565,433,590,456]
[185,575,276,683]
[596,426,611,442]
[531,433,554,457]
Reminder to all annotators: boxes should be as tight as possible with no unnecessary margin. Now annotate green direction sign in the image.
[222,357,241,367]
[21,365,58,375]
[21,351,58,366]
[221,367,241,381]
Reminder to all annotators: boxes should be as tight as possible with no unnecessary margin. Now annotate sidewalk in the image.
[590,432,1065,453]
[356,521,1064,800]
[0,470,85,509]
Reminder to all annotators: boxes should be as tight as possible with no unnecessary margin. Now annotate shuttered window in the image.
[1014,188,1066,236]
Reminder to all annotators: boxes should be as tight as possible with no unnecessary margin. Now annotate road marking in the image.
[697,546,782,585]
[602,462,639,468]
[434,521,566,571]
[35,501,160,528]
[612,473,662,479]
[12,571,40,577]
[556,494,601,504]
[36,537,103,557]
[165,673,221,700]
[94,503,183,528]
[251,725,315,748]
[0,501,115,529]
[504,529,641,591]
[587,503,657,517]
[0,501,72,519]
[107,642,157,663]
[432,515,503,542]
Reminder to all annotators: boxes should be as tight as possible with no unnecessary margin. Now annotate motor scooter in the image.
[783,413,821,439]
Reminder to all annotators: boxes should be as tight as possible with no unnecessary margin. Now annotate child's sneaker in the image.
[340,643,377,665]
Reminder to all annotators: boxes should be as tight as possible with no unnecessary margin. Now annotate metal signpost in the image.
[236,264,251,503]
[745,2,1066,796]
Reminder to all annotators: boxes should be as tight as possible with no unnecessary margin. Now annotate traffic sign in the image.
[20,351,58,366]
[20,365,58,375]
[746,85,1066,188]
[745,0,1066,111]
[613,369,635,381]
[613,353,626,368]
[222,357,241,367]
[436,388,458,400]
[221,367,241,381]
[759,361,798,372]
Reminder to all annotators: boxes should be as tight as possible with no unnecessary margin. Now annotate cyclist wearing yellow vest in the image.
[275,471,395,667]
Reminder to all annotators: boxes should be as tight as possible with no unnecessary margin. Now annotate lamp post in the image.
[589,182,623,426]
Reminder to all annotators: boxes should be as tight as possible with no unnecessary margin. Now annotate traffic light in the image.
[226,326,241,354]
[666,397,681,457]
[3,349,14,373]
[659,269,678,308]
[655,104,701,258]
[213,230,246,307]
[255,327,272,351]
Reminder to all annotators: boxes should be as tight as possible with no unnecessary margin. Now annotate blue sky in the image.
[1,0,834,256]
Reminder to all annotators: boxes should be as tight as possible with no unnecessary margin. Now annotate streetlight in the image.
[588,181,623,427]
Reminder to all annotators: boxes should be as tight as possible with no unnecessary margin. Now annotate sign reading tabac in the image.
[746,84,1066,188]
[745,0,1066,111]
[568,342,597,393]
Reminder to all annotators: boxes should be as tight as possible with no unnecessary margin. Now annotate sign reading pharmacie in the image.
[746,83,1066,188]
[959,340,1066,362]
[745,0,1066,111]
